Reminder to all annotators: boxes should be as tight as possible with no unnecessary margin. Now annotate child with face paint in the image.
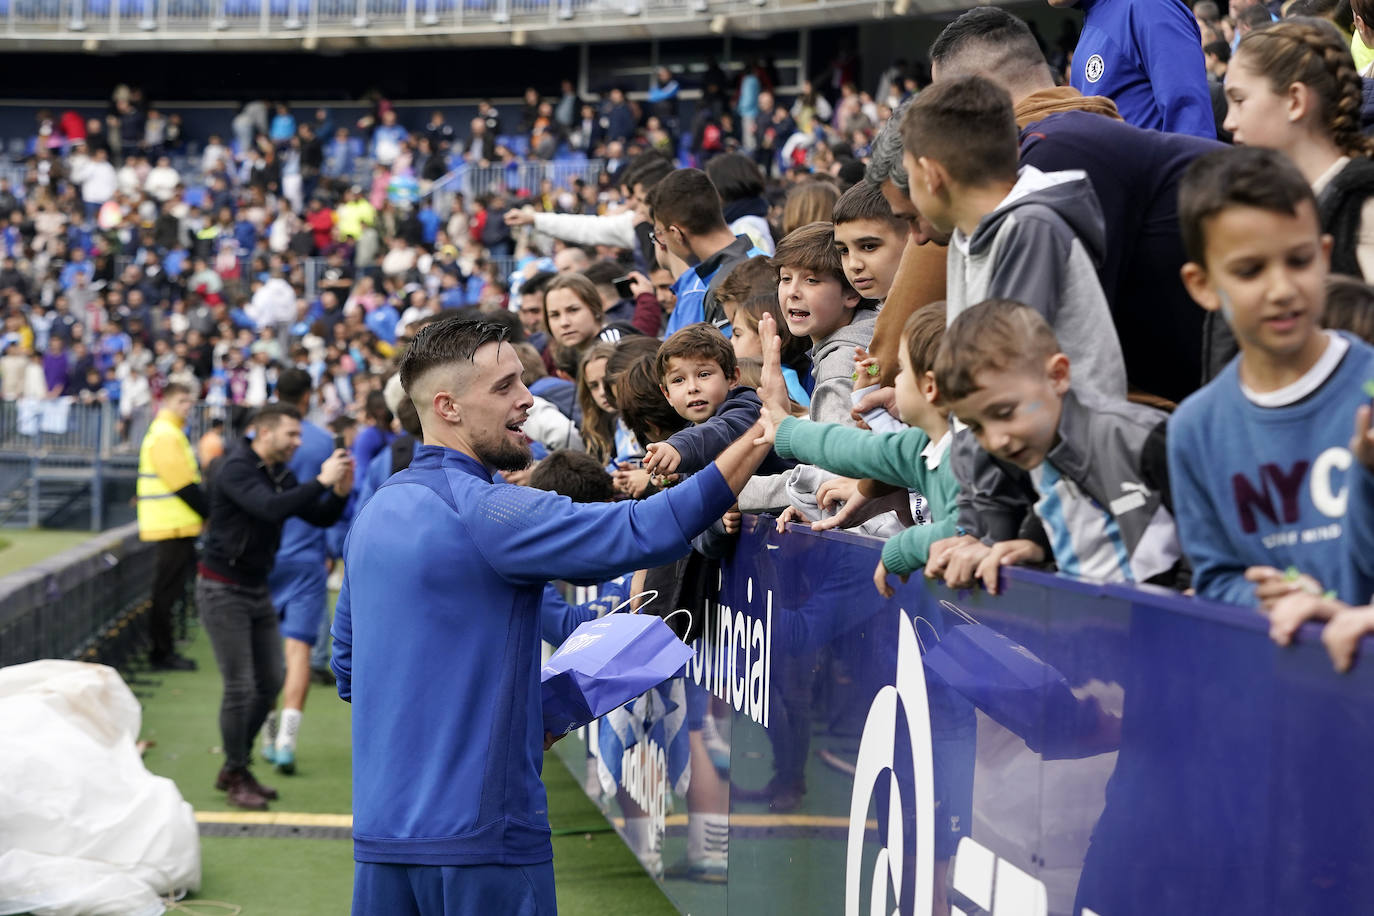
[1171,146,1374,610]
[930,299,1185,593]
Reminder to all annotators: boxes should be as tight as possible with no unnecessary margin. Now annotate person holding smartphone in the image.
[258,368,347,781]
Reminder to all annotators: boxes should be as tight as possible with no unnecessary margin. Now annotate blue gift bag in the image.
[541,609,695,738]
[921,606,1109,759]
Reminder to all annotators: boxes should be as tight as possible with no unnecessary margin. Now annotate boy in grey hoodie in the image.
[738,221,879,516]
[900,74,1127,402]
[901,74,1131,564]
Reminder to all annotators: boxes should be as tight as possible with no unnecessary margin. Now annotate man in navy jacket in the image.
[333,318,775,914]
[1050,0,1216,139]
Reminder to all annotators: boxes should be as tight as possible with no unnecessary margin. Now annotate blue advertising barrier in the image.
[551,516,1374,916]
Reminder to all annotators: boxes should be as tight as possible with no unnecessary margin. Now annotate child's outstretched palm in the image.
[753,312,792,447]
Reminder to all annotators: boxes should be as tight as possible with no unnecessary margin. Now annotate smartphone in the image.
[334,434,347,451]
[612,275,636,300]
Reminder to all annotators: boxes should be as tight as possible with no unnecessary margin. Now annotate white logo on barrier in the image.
[844,612,936,916]
[1085,54,1105,83]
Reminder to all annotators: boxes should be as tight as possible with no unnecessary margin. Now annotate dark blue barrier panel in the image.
[552,516,1374,916]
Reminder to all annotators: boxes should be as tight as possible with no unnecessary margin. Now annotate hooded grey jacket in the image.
[951,389,1186,586]
[947,165,1127,402]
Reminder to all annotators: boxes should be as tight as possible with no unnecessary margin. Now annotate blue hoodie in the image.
[1168,333,1374,606]
[332,444,735,866]
[1071,0,1216,139]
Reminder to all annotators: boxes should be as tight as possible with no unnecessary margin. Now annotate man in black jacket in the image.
[196,402,353,810]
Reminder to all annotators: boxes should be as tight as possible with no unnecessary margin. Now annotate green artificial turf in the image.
[134,616,678,914]
[0,529,95,578]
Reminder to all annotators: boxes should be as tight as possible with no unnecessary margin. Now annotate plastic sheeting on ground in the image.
[0,660,200,916]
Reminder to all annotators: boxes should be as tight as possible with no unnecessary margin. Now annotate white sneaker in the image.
[260,711,279,764]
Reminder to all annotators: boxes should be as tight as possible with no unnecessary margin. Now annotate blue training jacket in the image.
[1071,0,1216,139]
[332,443,735,866]
[272,419,334,570]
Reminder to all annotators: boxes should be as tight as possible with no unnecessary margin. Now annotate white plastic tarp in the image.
[0,660,201,916]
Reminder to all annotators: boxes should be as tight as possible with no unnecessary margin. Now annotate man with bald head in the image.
[332,318,776,914]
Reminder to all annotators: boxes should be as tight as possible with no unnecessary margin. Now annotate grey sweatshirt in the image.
[947,165,1127,401]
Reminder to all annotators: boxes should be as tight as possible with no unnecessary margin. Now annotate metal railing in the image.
[0,522,158,668]
[1,0,784,35]
[0,399,237,458]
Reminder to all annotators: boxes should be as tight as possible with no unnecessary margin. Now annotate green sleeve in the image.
[773,416,931,490]
[878,458,963,576]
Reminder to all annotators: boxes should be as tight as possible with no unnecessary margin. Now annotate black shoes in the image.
[215,764,279,803]
[149,653,198,671]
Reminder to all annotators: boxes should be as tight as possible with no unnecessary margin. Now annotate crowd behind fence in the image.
[0,400,239,457]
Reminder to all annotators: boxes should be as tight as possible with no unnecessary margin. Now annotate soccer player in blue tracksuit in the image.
[333,318,775,914]
[264,368,335,773]
[1051,0,1216,139]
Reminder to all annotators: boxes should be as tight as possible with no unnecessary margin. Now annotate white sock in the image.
[277,708,302,753]
[687,812,729,864]
[261,710,279,755]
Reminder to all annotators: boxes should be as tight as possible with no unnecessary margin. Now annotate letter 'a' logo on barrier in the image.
[845,612,936,916]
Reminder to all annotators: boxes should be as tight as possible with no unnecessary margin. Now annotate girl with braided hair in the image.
[1225,19,1374,278]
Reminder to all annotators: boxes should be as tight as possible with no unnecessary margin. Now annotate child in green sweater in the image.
[754,303,959,596]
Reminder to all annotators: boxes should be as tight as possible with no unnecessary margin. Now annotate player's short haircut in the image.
[398,318,510,395]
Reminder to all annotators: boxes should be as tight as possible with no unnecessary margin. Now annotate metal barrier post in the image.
[91,406,104,532]
[27,454,38,528]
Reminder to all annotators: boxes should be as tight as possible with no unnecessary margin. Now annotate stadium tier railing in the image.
[551,515,1374,915]
[0,0,796,37]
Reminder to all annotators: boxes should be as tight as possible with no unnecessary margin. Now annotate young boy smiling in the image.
[1169,147,1374,608]
[932,299,1185,593]
[642,322,793,478]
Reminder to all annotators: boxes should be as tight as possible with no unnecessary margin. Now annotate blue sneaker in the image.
[274,746,296,775]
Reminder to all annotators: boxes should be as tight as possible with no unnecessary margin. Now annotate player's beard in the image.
[477,434,533,473]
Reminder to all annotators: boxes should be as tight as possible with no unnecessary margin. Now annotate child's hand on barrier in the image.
[1246,564,1327,609]
[643,441,681,476]
[775,505,805,534]
[973,539,1046,595]
[873,558,908,599]
[1323,606,1374,672]
[1267,591,1347,647]
[942,539,994,590]
[925,533,981,579]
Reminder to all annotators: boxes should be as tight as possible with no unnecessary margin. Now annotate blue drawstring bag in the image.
[541,599,694,738]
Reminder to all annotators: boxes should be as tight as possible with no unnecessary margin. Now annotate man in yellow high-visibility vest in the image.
[137,381,209,671]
